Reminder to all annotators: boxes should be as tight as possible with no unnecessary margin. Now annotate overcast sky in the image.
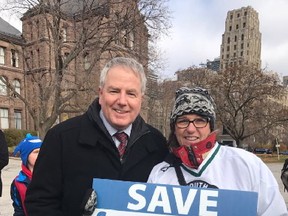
[157,0,288,80]
[2,0,288,80]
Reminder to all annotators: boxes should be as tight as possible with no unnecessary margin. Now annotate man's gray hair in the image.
[99,57,147,94]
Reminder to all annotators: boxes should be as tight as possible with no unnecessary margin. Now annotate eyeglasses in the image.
[175,117,209,129]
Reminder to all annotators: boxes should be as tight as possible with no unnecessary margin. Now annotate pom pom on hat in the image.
[13,133,42,166]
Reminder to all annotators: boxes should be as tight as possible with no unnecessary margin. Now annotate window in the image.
[0,108,9,129]
[241,34,244,41]
[241,43,244,49]
[234,36,237,42]
[36,20,40,38]
[30,51,34,68]
[14,110,22,129]
[227,37,230,43]
[63,52,69,69]
[128,32,134,49]
[84,52,90,70]
[243,22,246,28]
[237,13,240,18]
[230,14,233,19]
[229,26,232,31]
[0,47,5,64]
[62,27,67,42]
[30,22,33,40]
[12,79,21,96]
[227,46,230,51]
[234,45,237,50]
[63,52,69,61]
[0,77,7,95]
[37,49,40,67]
[121,29,128,47]
[236,24,239,29]
[11,50,19,67]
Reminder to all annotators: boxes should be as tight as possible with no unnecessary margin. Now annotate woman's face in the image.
[174,114,211,147]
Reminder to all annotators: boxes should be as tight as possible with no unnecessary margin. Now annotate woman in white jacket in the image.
[148,86,287,216]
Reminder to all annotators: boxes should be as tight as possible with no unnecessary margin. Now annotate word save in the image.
[127,184,218,215]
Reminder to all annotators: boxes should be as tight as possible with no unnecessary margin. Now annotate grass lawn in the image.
[256,154,288,163]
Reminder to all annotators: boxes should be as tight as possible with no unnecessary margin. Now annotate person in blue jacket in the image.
[10,134,42,216]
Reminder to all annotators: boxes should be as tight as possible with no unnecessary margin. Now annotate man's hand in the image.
[81,189,97,216]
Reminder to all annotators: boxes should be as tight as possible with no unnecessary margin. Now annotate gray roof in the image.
[0,17,21,37]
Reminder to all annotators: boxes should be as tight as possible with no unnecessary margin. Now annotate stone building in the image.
[0,17,27,130]
[0,0,149,134]
[220,6,261,71]
[283,76,288,87]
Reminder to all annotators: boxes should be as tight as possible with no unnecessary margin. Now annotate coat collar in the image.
[78,98,150,149]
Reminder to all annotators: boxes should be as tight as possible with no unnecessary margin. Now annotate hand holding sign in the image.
[81,189,97,216]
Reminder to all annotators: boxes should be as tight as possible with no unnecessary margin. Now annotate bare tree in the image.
[1,0,171,138]
[210,65,288,147]
[175,66,216,87]
[156,80,181,137]
[150,66,216,135]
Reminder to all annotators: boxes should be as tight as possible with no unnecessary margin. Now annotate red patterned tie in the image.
[114,132,128,157]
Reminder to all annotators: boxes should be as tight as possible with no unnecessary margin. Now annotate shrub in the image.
[3,129,38,148]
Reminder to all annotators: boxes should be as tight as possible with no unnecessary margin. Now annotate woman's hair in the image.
[167,127,179,148]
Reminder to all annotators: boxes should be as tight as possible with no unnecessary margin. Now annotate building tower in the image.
[220,6,261,71]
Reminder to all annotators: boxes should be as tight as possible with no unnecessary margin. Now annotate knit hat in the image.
[170,87,216,130]
[13,133,42,166]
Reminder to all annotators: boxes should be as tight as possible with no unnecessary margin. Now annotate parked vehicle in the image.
[253,148,272,154]
[279,151,288,155]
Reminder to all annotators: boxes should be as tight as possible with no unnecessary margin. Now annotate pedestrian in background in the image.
[0,129,9,198]
[148,86,288,216]
[25,57,168,215]
[10,133,42,216]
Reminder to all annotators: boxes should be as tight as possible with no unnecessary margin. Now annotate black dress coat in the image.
[0,129,9,197]
[25,99,168,216]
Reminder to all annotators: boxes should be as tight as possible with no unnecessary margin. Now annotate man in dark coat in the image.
[0,129,9,197]
[25,57,168,216]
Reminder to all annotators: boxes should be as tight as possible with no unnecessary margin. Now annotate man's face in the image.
[175,114,211,146]
[99,65,143,131]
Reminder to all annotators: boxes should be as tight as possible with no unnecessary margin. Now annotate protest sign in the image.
[92,178,257,216]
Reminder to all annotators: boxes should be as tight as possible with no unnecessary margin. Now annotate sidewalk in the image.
[0,157,21,216]
[1,158,288,215]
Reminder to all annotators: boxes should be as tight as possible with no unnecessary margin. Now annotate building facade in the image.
[220,6,261,71]
[0,17,28,130]
[0,0,149,133]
